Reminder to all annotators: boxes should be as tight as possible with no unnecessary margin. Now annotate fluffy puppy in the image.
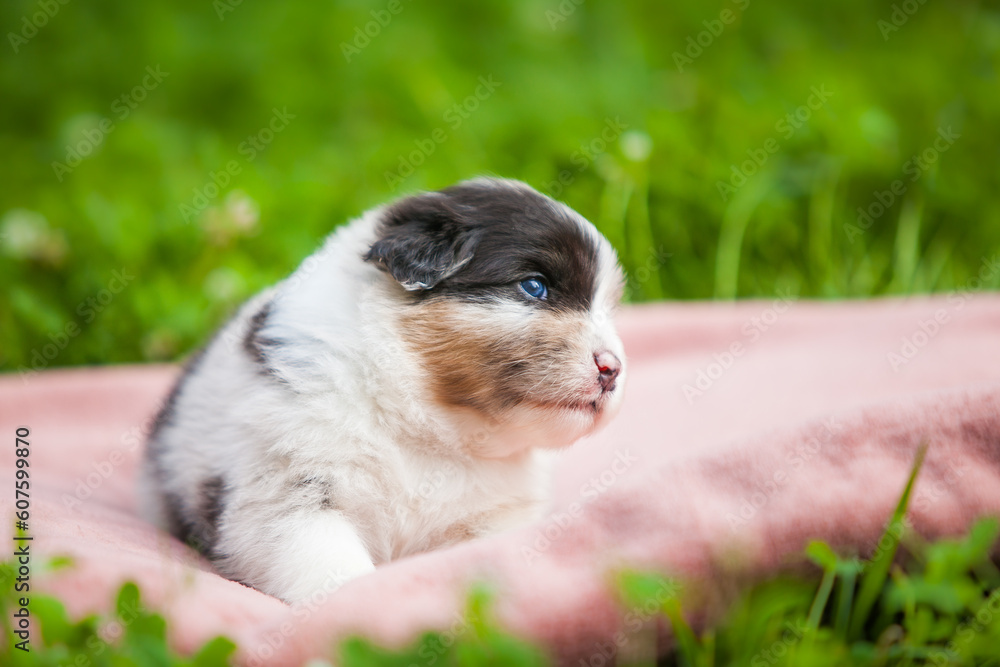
[141,178,626,603]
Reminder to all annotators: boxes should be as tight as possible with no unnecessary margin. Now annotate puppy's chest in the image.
[377,457,542,562]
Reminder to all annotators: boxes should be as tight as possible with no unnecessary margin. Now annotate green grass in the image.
[5,449,1000,666]
[3,0,1000,371]
[0,558,237,667]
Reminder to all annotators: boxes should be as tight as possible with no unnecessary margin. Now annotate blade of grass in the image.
[713,173,772,300]
[834,562,858,640]
[807,157,841,295]
[889,195,924,294]
[849,441,928,639]
[597,168,631,261]
[662,598,702,667]
[807,568,837,632]
[626,169,663,300]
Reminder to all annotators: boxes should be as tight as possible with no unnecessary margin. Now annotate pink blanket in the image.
[3,295,1000,665]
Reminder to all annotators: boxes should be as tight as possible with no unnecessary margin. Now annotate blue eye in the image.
[519,277,548,300]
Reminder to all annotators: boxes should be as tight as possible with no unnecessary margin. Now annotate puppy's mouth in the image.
[532,393,612,416]
[559,400,600,414]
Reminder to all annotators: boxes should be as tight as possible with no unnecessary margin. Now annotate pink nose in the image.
[594,351,621,391]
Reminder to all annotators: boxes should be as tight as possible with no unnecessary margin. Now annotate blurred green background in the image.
[2,0,999,371]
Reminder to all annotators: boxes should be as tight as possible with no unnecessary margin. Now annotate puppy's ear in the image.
[364,193,481,291]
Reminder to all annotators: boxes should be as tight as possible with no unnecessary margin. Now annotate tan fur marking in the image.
[400,301,593,418]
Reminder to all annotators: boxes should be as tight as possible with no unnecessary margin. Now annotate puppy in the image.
[141,178,626,603]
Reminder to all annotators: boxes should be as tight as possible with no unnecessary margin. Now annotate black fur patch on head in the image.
[366,180,602,312]
[364,195,482,291]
